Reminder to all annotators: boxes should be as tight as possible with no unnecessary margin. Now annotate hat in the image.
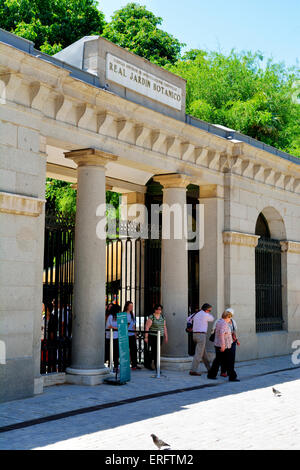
[225,308,234,315]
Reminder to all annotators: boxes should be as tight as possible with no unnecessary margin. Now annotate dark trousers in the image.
[208,346,237,381]
[221,341,237,374]
[129,335,137,368]
[148,334,163,369]
[112,338,119,369]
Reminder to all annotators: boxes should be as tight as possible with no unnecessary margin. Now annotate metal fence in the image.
[255,237,283,332]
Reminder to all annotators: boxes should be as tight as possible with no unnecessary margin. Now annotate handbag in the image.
[209,330,215,342]
[185,312,197,333]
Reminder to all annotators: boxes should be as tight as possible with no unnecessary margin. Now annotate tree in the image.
[167,50,300,156]
[46,178,121,222]
[102,2,184,66]
[0,0,106,55]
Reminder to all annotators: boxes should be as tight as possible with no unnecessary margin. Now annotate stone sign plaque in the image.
[106,53,182,110]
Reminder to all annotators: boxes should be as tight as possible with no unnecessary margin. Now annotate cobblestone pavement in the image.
[0,355,299,450]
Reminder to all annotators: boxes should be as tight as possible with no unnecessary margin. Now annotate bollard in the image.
[156,330,161,378]
[110,328,114,373]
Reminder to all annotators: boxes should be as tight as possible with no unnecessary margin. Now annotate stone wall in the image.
[0,119,45,402]
[223,173,300,361]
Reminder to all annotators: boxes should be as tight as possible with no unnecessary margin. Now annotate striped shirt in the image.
[148,314,165,337]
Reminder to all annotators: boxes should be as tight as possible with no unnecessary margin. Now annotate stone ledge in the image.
[0,191,45,217]
[280,241,300,254]
[223,231,260,247]
[43,372,66,388]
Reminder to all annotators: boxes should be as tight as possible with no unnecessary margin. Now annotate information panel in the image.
[117,312,131,384]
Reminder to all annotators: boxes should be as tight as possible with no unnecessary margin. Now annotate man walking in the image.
[187,303,214,376]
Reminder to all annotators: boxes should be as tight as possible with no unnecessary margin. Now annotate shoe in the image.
[220,372,227,377]
[132,366,142,370]
[189,371,201,376]
[229,378,240,382]
[207,375,217,380]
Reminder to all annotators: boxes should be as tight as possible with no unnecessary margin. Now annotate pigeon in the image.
[151,434,170,450]
[272,387,282,397]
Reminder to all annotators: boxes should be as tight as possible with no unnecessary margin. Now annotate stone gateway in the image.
[0,30,300,403]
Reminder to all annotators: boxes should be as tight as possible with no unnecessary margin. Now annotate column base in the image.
[161,356,193,371]
[65,367,110,386]
[34,377,44,395]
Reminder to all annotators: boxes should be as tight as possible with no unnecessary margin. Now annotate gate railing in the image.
[255,237,283,333]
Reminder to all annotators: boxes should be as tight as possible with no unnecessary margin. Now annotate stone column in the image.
[280,241,300,332]
[153,174,191,370]
[223,231,260,360]
[64,148,117,385]
[199,185,225,316]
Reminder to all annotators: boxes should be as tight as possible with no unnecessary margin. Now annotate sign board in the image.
[106,53,182,110]
[117,312,131,383]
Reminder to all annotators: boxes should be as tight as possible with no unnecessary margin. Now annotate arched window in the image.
[255,213,283,332]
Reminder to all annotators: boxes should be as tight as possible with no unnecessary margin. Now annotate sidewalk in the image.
[0,354,298,431]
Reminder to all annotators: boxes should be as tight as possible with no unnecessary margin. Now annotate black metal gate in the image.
[41,210,75,373]
[255,238,283,332]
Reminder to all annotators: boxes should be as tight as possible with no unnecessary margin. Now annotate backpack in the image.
[186,312,197,333]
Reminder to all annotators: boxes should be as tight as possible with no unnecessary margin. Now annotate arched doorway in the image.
[255,212,283,332]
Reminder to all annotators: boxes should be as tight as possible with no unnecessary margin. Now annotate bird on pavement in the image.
[272,387,282,397]
[151,434,170,450]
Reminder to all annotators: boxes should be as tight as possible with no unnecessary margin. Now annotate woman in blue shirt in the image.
[123,301,141,370]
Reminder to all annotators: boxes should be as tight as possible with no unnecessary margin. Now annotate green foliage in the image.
[102,2,184,66]
[46,178,77,215]
[46,178,121,220]
[167,50,300,156]
[0,0,105,54]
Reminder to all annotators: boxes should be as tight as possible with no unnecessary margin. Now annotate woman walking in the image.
[145,304,168,371]
[220,308,239,377]
[105,303,121,372]
[123,300,141,370]
[207,309,239,382]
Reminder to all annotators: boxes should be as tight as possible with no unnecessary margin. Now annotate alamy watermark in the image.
[96,197,204,250]
[0,340,6,365]
[291,340,300,365]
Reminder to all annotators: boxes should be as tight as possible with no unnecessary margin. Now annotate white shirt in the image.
[187,310,214,333]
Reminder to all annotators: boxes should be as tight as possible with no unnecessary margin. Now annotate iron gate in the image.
[255,237,283,332]
[42,210,75,373]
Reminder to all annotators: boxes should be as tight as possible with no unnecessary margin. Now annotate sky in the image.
[99,0,300,67]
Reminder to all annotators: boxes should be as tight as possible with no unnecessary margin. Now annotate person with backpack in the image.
[187,303,214,376]
[144,304,168,371]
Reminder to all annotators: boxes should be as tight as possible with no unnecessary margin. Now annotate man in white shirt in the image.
[187,303,214,376]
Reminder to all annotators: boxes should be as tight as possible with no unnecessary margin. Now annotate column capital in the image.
[64,148,117,167]
[280,240,300,254]
[223,231,260,248]
[153,173,193,189]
